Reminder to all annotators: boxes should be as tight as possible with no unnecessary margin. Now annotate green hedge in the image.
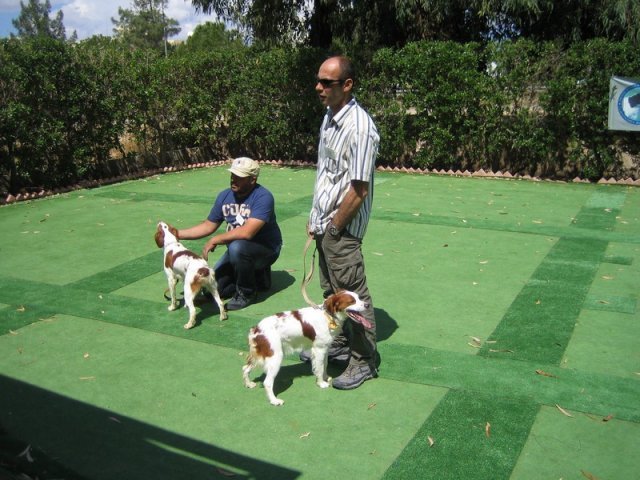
[1,37,639,194]
[360,39,640,179]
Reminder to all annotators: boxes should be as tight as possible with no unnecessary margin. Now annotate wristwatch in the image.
[328,223,341,237]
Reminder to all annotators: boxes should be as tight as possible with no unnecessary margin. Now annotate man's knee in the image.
[226,240,250,262]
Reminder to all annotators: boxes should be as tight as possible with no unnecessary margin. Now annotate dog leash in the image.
[301,234,318,307]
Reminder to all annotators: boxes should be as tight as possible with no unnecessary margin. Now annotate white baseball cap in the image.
[228,157,260,178]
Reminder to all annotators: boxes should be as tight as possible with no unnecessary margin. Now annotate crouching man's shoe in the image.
[226,290,256,311]
[332,362,377,390]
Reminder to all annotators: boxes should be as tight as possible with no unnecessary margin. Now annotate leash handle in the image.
[301,234,318,307]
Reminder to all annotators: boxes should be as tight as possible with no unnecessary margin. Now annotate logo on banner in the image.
[617,84,640,125]
[608,76,640,131]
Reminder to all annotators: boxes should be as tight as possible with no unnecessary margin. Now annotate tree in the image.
[477,0,640,45]
[112,0,181,53]
[179,21,244,52]
[189,0,319,46]
[189,0,640,49]
[11,0,76,41]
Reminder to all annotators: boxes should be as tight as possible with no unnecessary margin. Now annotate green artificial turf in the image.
[1,166,639,479]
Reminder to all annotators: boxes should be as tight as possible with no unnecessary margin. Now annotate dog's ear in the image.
[323,293,346,315]
[154,224,164,248]
[167,224,179,239]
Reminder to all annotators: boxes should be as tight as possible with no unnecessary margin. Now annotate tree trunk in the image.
[309,0,336,49]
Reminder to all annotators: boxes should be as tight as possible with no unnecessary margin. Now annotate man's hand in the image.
[306,222,315,239]
[202,240,217,261]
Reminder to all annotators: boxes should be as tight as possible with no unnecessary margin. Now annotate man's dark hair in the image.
[335,55,355,84]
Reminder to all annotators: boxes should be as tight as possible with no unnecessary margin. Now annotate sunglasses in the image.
[316,78,345,88]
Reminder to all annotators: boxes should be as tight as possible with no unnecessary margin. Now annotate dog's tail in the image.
[191,266,215,295]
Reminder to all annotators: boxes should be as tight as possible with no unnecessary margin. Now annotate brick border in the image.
[3,159,638,205]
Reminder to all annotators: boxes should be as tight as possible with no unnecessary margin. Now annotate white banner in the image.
[608,76,640,131]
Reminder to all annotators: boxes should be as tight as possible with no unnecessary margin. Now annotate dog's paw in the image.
[270,398,285,406]
[219,312,229,321]
[183,322,195,330]
[168,304,178,311]
[245,381,257,389]
[317,380,330,389]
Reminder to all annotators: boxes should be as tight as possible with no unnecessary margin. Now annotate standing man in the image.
[178,157,282,310]
[306,55,380,390]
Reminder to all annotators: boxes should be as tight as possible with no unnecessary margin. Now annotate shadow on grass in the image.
[0,375,300,480]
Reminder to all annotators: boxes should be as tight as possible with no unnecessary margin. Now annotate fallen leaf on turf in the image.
[468,342,481,349]
[581,470,600,480]
[601,275,614,280]
[535,369,557,378]
[372,252,384,256]
[83,353,90,359]
[17,306,26,312]
[368,403,377,410]
[479,260,489,264]
[9,330,18,335]
[79,376,95,381]
[217,467,236,477]
[597,300,610,304]
[18,445,34,462]
[109,416,121,423]
[299,432,311,439]
[427,436,435,447]
[532,220,543,224]
[555,404,573,417]
[602,414,614,422]
[485,422,491,438]
[489,349,513,353]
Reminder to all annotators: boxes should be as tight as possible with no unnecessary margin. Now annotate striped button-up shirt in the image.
[309,98,379,239]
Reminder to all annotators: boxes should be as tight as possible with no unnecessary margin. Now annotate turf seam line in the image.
[382,188,629,480]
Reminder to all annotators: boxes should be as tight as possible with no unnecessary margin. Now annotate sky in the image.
[0,0,219,41]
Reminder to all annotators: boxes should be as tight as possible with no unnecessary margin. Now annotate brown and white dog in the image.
[242,291,371,406]
[154,221,228,328]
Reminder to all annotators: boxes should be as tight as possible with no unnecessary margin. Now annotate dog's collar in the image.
[320,308,339,330]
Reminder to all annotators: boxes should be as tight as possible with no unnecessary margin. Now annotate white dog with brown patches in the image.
[154,221,228,328]
[242,291,371,406]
